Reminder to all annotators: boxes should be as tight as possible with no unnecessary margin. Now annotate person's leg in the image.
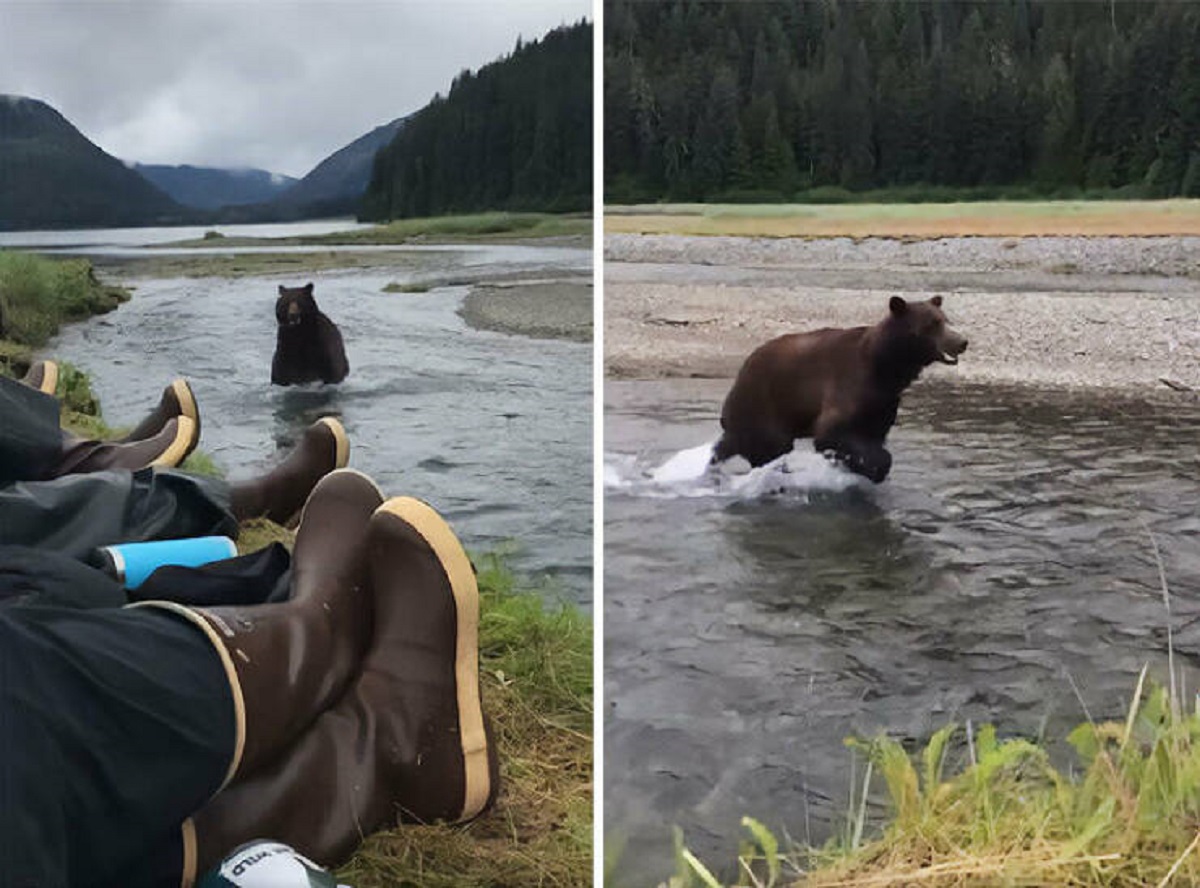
[131,542,292,609]
[119,379,201,444]
[0,545,127,609]
[180,496,499,875]
[0,469,237,559]
[54,415,199,476]
[0,605,236,888]
[135,469,383,780]
[0,375,64,485]
[1,373,200,481]
[19,359,58,396]
[229,417,349,524]
[0,471,381,888]
[0,417,350,557]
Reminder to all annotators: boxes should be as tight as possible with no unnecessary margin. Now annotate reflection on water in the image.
[49,255,592,603]
[605,378,1200,884]
[272,387,344,450]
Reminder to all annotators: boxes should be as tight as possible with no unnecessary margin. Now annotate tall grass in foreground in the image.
[666,675,1200,888]
[0,251,129,346]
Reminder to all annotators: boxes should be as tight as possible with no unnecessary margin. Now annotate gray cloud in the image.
[1,0,591,177]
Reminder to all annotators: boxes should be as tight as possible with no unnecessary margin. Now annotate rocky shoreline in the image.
[605,234,1200,394]
[459,279,593,343]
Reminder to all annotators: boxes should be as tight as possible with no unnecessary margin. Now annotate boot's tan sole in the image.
[172,379,199,427]
[375,496,491,821]
[38,360,59,396]
[149,415,199,469]
[317,416,350,469]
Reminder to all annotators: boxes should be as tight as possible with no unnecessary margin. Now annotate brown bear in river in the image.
[271,283,350,386]
[712,296,967,483]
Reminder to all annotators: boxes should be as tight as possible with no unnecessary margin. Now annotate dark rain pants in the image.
[0,602,235,888]
[0,376,237,558]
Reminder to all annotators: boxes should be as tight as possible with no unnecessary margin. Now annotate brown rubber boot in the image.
[53,415,199,476]
[20,359,58,396]
[134,469,384,804]
[229,418,349,525]
[181,496,499,878]
[119,378,200,444]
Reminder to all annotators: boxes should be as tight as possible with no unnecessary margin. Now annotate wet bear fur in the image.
[712,296,968,483]
[270,283,349,386]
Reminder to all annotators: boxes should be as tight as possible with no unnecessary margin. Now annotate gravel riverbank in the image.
[605,234,1200,393]
[459,279,593,343]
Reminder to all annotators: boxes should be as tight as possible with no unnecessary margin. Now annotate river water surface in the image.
[36,226,592,602]
[605,377,1200,883]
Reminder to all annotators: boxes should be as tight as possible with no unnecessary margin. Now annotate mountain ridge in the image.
[134,163,297,210]
[0,94,185,229]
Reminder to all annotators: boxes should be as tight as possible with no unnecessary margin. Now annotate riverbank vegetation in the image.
[667,674,1200,888]
[0,251,128,351]
[606,2,1200,204]
[605,199,1200,239]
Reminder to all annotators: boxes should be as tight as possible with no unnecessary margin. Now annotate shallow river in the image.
[605,377,1200,883]
[45,235,592,602]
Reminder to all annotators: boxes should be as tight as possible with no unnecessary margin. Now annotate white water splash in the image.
[605,439,868,499]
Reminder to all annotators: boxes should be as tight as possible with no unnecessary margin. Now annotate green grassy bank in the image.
[0,250,129,374]
[666,674,1200,888]
[1,249,594,886]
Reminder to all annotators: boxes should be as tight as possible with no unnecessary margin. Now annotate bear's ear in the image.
[278,285,286,295]
[889,295,908,316]
[930,295,943,307]
[304,283,314,294]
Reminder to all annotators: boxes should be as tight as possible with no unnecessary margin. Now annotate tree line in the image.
[360,21,593,221]
[605,1,1200,203]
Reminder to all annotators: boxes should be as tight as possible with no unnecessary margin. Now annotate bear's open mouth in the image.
[938,352,960,365]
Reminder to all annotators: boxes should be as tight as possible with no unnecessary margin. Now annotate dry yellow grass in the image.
[605,200,1200,239]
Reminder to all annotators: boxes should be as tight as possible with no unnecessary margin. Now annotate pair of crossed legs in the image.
[0,364,498,886]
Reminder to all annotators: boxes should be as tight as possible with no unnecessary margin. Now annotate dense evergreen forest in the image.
[605,1,1200,202]
[360,21,593,221]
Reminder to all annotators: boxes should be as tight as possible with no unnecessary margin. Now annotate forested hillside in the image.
[605,1,1200,202]
[360,21,592,220]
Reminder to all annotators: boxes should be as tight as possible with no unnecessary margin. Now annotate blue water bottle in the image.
[92,536,238,590]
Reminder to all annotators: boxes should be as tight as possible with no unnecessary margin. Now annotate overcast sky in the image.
[0,0,591,178]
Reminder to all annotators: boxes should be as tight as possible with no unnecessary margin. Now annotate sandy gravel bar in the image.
[605,234,1200,393]
[459,279,593,343]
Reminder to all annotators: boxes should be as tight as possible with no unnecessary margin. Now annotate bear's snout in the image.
[938,331,968,365]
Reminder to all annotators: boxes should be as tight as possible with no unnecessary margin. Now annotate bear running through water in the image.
[712,296,968,483]
[271,283,350,386]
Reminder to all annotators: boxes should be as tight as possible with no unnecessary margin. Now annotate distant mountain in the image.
[274,117,406,214]
[134,163,297,210]
[361,22,592,221]
[0,94,185,230]
[218,117,406,222]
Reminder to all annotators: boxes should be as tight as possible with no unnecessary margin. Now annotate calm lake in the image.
[605,376,1200,884]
